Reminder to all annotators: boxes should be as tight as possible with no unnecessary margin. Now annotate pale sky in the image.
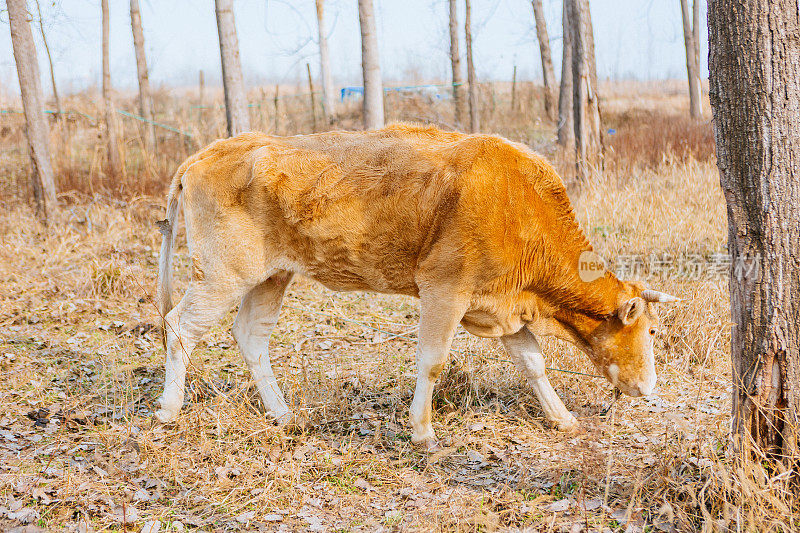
[0,0,709,96]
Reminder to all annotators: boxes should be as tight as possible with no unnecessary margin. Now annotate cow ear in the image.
[618,297,645,325]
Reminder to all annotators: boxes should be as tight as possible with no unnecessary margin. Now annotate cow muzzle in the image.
[606,362,656,397]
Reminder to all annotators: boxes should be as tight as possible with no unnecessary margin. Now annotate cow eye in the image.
[649,328,656,336]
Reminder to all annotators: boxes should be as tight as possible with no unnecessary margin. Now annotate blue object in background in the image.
[341,87,365,101]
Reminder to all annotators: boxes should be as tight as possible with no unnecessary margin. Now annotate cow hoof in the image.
[556,416,581,434]
[276,412,306,433]
[154,408,178,424]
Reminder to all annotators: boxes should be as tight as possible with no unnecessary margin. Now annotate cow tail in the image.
[156,170,183,329]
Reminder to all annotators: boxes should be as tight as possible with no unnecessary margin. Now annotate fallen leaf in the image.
[581,497,602,511]
[140,521,161,533]
[235,510,256,523]
[543,498,571,512]
[354,477,375,492]
[111,505,139,524]
[7,507,39,524]
[466,449,485,463]
[133,488,151,502]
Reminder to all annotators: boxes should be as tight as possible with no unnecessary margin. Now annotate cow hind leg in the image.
[155,281,242,423]
[409,291,470,449]
[500,327,579,432]
[232,272,294,424]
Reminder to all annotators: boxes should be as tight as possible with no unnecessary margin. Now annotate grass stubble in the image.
[0,82,797,531]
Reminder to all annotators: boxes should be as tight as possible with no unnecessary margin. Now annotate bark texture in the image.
[358,0,384,130]
[102,0,121,176]
[130,0,156,152]
[464,0,479,133]
[8,0,57,219]
[315,0,336,124]
[708,0,800,459]
[532,0,556,121]
[680,0,703,119]
[569,0,601,180]
[557,0,573,147]
[448,0,466,128]
[215,0,250,136]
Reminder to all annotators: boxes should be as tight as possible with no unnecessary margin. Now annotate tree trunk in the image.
[358,0,384,130]
[215,0,250,136]
[464,0,479,133]
[273,84,280,134]
[130,0,156,152]
[557,0,574,147]
[569,0,601,180]
[692,0,700,104]
[34,0,60,118]
[583,0,601,167]
[198,69,204,124]
[531,0,556,121]
[306,62,317,132]
[510,65,517,112]
[101,0,121,177]
[708,0,800,459]
[680,0,703,120]
[7,0,57,221]
[315,0,336,124]
[448,0,466,128]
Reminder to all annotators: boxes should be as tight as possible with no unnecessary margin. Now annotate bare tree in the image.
[130,0,156,152]
[315,0,336,124]
[569,0,601,180]
[557,0,573,147]
[708,0,800,458]
[102,0,121,176]
[7,0,57,220]
[33,0,60,118]
[464,0,479,133]
[531,0,556,120]
[680,0,703,119]
[358,0,384,130]
[448,0,466,128]
[306,62,317,132]
[215,0,250,136]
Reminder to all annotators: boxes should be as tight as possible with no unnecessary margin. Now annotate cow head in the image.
[582,286,679,397]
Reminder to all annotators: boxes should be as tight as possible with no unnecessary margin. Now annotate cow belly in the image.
[304,264,418,295]
[460,308,526,338]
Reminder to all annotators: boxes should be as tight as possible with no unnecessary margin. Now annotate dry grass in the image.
[0,82,797,532]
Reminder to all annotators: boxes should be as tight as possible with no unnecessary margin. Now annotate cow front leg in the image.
[500,327,579,432]
[409,291,469,449]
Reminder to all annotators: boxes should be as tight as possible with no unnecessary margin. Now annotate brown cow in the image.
[155,124,678,448]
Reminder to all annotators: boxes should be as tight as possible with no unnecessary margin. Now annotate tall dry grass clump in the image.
[604,109,715,172]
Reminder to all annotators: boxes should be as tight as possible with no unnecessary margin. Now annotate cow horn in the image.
[641,289,680,303]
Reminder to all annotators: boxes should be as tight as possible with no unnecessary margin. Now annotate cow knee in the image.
[417,350,446,380]
[525,356,546,380]
[427,362,445,380]
[232,317,248,346]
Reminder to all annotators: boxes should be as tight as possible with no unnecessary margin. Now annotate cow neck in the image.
[522,245,623,324]
[532,270,621,359]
